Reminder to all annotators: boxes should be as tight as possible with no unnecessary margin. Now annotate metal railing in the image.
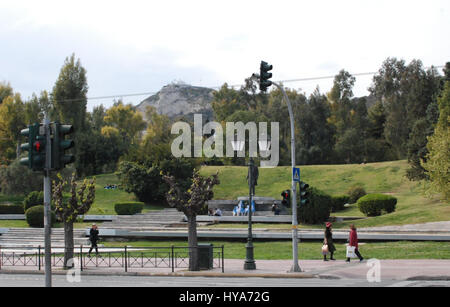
[0,245,225,273]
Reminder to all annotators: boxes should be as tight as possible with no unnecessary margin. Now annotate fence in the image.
[0,245,225,273]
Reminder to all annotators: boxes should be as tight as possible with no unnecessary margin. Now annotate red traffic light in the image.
[34,141,42,152]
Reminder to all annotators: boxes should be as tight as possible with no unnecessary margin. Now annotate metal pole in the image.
[43,113,52,286]
[271,82,301,272]
[244,158,256,270]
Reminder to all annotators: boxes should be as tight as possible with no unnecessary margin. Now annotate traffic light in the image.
[299,181,310,206]
[281,189,291,207]
[52,122,75,170]
[20,123,46,171]
[259,61,273,92]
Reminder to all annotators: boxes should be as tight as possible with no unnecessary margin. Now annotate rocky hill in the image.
[136,82,215,122]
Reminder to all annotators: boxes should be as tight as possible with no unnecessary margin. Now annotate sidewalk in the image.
[1,259,450,281]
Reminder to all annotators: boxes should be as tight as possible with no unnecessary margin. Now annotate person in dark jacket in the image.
[346,224,364,262]
[323,222,336,261]
[88,224,99,257]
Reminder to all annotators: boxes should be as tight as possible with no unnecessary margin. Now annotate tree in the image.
[102,101,146,146]
[421,81,450,201]
[369,58,441,164]
[52,174,96,269]
[0,93,25,161]
[0,82,13,104]
[163,170,219,271]
[296,88,334,164]
[52,54,89,175]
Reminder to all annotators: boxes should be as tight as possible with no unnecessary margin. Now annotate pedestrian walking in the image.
[88,223,99,257]
[323,222,336,261]
[346,224,364,262]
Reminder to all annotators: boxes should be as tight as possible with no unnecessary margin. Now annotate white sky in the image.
[0,0,449,111]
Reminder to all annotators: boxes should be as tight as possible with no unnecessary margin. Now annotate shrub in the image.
[114,202,144,215]
[0,203,25,214]
[25,205,56,228]
[347,186,367,204]
[23,191,44,211]
[297,187,333,224]
[357,193,397,217]
[331,195,350,212]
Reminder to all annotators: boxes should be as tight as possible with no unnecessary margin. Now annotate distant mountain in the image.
[136,82,215,122]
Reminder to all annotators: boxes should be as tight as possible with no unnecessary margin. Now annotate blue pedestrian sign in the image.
[293,167,300,182]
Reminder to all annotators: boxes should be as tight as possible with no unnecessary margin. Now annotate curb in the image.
[0,269,317,279]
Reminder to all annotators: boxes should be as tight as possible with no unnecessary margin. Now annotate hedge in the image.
[331,195,350,212]
[347,186,366,204]
[114,202,144,215]
[23,191,44,211]
[0,203,25,214]
[297,187,333,224]
[25,205,56,228]
[357,193,397,217]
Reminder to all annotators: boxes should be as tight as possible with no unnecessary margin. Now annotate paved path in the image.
[1,259,449,281]
[2,274,449,287]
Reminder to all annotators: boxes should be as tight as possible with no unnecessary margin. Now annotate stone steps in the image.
[0,228,89,247]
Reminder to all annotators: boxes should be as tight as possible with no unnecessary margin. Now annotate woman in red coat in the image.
[346,224,364,262]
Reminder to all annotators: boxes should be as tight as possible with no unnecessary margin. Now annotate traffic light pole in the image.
[43,113,52,287]
[271,81,301,272]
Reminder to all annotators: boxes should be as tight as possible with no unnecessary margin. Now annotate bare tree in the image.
[163,170,219,271]
[52,173,96,269]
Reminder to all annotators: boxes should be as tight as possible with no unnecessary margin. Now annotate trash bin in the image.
[197,243,213,270]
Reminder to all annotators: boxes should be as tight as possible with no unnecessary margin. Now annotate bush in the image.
[331,195,350,212]
[347,186,367,204]
[23,191,44,211]
[297,187,333,224]
[357,193,397,217]
[0,203,25,214]
[25,205,56,228]
[114,202,144,215]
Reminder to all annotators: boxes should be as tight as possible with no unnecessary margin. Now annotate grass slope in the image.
[200,160,449,228]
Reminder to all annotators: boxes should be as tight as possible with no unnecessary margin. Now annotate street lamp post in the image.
[231,136,257,270]
[244,157,256,270]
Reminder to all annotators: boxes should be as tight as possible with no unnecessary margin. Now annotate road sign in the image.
[293,167,300,182]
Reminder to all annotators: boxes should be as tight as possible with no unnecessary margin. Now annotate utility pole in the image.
[254,62,301,272]
[43,113,52,287]
[271,82,301,272]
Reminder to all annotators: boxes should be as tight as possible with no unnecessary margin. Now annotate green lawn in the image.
[200,160,450,228]
[103,240,450,260]
[0,160,448,227]
[85,173,167,215]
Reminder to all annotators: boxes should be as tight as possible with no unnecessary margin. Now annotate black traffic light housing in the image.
[51,122,75,170]
[259,61,273,92]
[281,189,291,207]
[299,181,310,206]
[20,123,46,171]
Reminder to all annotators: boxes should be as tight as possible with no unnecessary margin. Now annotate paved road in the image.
[0,274,448,287]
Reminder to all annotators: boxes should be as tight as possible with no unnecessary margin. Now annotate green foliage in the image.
[52,173,96,223]
[23,191,44,211]
[0,203,24,214]
[347,185,367,204]
[297,187,332,224]
[114,202,144,215]
[331,195,350,212]
[357,193,397,217]
[0,160,43,195]
[421,81,450,201]
[25,205,56,228]
[117,158,197,204]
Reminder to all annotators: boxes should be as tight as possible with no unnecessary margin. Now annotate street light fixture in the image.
[230,134,258,270]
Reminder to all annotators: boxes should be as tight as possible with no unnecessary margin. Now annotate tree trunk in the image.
[187,214,199,271]
[64,220,74,269]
